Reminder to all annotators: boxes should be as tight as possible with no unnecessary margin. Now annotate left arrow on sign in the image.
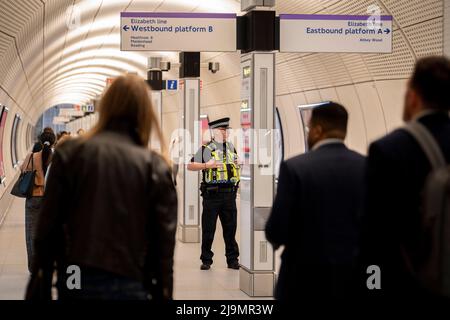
[123,25,130,31]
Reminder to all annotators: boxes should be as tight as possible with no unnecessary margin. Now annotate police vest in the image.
[203,142,240,185]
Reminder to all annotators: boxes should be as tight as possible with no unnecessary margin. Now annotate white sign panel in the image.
[59,109,84,117]
[121,12,236,52]
[280,14,393,53]
[53,116,71,124]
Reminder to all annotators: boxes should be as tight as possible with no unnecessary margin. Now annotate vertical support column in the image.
[239,52,276,297]
[178,79,201,243]
[151,90,163,124]
[147,57,165,152]
[150,90,163,152]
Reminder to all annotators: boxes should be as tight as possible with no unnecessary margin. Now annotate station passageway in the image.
[0,0,448,310]
[0,197,267,300]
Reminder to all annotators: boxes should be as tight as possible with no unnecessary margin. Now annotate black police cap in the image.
[208,117,230,129]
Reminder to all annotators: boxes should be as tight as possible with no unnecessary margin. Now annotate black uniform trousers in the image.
[200,189,239,265]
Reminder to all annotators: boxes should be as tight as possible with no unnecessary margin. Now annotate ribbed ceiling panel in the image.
[382,0,442,28]
[318,54,353,86]
[275,67,291,96]
[16,1,44,104]
[363,31,415,80]
[403,17,443,57]
[0,1,28,35]
[339,53,372,82]
[278,57,317,92]
[328,0,388,15]
[0,33,15,86]
[0,0,446,120]
[445,0,450,56]
[275,0,340,14]
[300,54,333,88]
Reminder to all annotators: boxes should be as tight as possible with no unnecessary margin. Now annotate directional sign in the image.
[167,80,178,90]
[280,14,393,53]
[86,104,95,113]
[121,12,236,52]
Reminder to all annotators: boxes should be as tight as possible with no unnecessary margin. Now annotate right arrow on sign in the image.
[384,28,391,34]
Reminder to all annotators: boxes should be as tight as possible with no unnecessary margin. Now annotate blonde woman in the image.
[27,75,177,300]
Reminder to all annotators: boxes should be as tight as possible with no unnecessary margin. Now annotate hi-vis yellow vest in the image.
[203,142,240,185]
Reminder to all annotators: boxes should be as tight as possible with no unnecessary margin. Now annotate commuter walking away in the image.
[188,117,240,271]
[56,131,70,146]
[21,130,56,273]
[360,56,450,298]
[266,102,366,301]
[26,75,177,300]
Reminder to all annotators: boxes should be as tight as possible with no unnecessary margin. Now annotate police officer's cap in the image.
[208,117,230,129]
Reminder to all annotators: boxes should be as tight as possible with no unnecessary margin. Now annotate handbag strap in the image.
[25,153,34,171]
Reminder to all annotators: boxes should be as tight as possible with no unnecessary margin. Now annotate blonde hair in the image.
[85,74,168,161]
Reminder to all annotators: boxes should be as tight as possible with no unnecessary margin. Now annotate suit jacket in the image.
[266,142,366,300]
[359,112,450,297]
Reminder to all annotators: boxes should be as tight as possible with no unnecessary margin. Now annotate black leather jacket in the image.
[30,129,177,299]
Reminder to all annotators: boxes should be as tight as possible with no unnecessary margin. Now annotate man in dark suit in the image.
[266,102,366,301]
[359,56,450,298]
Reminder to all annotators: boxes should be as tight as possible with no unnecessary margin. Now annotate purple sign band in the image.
[280,14,392,21]
[121,12,236,19]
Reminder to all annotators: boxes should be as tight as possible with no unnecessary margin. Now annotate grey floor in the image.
[0,197,274,300]
[0,198,29,300]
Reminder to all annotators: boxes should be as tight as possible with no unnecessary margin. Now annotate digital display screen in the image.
[243,66,251,78]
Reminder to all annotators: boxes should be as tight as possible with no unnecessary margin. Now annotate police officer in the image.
[187,117,240,270]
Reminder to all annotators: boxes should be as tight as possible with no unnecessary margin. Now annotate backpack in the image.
[403,121,450,297]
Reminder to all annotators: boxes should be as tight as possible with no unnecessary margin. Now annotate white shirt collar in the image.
[311,138,345,151]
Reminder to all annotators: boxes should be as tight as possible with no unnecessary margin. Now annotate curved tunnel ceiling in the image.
[0,0,444,123]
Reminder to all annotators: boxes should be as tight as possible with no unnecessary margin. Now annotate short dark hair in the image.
[43,127,54,135]
[310,102,348,135]
[410,56,450,111]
